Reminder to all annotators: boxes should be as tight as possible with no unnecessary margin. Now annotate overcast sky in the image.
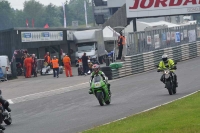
[7,0,66,10]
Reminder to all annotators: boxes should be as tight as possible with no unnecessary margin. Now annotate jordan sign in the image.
[126,0,200,18]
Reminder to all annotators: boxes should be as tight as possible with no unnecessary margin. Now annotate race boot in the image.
[173,74,178,87]
[175,78,178,87]
[160,75,166,88]
[107,84,111,95]
[88,89,93,94]
[176,82,178,87]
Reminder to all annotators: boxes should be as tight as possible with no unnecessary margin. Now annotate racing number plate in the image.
[94,82,101,87]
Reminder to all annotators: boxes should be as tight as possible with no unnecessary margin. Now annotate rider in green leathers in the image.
[157,54,178,88]
[89,64,111,95]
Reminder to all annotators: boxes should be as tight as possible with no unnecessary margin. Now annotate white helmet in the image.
[162,54,168,62]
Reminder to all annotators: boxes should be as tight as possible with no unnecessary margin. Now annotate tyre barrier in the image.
[100,66,112,80]
[111,42,200,79]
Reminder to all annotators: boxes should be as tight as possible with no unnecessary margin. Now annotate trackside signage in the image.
[126,0,200,18]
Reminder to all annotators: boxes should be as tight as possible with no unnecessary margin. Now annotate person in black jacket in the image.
[81,53,89,76]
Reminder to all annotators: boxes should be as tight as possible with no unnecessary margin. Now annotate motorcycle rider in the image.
[157,54,178,88]
[0,90,11,131]
[89,64,111,95]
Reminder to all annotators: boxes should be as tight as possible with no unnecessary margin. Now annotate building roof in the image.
[0,27,100,33]
[103,26,120,41]
[139,21,180,28]
[179,20,197,26]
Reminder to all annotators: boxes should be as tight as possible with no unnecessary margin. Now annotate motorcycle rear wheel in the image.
[96,92,104,106]
[4,113,12,125]
[166,81,173,95]
[4,117,12,125]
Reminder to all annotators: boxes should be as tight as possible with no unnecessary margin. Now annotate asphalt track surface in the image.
[3,57,200,133]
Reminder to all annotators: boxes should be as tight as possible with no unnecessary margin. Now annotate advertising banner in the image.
[67,30,75,40]
[154,34,160,49]
[188,30,196,42]
[171,32,175,40]
[21,31,63,42]
[162,33,166,41]
[147,36,152,44]
[184,30,188,38]
[197,29,200,38]
[126,0,200,18]
[181,33,184,41]
[167,32,170,41]
[175,32,180,43]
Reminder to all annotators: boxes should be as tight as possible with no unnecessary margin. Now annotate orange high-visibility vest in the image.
[52,59,59,68]
[63,56,71,64]
[118,36,125,45]
[44,55,51,63]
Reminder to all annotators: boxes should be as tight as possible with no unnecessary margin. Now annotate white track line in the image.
[6,71,150,105]
[8,82,88,104]
[7,99,14,104]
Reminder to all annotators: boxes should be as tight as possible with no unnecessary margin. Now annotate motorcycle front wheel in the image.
[96,92,104,106]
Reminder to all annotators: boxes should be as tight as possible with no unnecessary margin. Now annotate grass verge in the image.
[83,91,200,133]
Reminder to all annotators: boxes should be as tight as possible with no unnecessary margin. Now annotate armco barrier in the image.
[111,42,200,79]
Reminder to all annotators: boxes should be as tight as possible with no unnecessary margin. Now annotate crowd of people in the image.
[19,51,94,78]
[21,52,37,78]
[77,53,94,76]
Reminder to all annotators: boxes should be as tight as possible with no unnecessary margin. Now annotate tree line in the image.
[0,0,94,30]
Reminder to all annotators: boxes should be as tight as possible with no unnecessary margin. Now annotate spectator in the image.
[63,54,73,77]
[82,53,88,76]
[22,54,27,77]
[51,56,59,78]
[44,52,51,65]
[32,54,37,77]
[24,54,33,78]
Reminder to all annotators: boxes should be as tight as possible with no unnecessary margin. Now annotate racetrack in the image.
[3,57,200,133]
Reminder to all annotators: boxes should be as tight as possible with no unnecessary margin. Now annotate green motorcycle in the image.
[90,74,111,106]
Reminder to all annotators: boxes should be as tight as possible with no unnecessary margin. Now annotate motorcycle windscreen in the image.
[93,75,101,88]
[93,75,101,82]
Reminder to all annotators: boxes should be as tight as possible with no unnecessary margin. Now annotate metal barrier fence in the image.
[127,24,200,56]
[112,41,200,79]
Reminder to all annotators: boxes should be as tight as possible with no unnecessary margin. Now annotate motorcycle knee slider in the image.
[107,84,111,94]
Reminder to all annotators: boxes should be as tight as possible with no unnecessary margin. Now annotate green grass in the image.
[83,92,200,133]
